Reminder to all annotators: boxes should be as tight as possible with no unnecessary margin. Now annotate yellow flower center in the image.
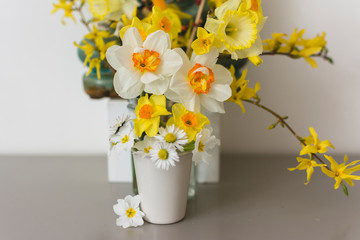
[334,170,340,177]
[198,141,205,152]
[188,63,215,94]
[139,104,153,119]
[159,16,172,32]
[144,146,152,153]
[121,135,129,144]
[132,49,160,73]
[126,207,136,218]
[181,112,198,127]
[158,149,169,160]
[201,39,210,48]
[164,133,177,143]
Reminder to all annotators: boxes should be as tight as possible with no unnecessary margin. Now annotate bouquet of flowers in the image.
[52,0,360,228]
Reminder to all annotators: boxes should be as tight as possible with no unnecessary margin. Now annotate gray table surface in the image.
[1,155,359,240]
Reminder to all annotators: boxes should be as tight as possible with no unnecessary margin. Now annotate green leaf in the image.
[341,183,349,196]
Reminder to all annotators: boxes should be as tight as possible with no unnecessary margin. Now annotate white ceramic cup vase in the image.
[133,152,192,224]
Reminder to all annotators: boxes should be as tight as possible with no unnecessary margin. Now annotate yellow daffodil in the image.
[51,0,75,25]
[322,155,360,189]
[167,104,210,142]
[87,58,102,79]
[133,94,171,137]
[205,0,267,62]
[191,27,221,55]
[88,0,137,21]
[227,66,260,113]
[288,157,326,185]
[74,40,95,65]
[152,0,166,10]
[119,17,151,41]
[84,25,112,50]
[147,6,182,43]
[300,127,334,156]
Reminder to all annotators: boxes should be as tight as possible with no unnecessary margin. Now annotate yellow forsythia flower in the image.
[84,25,112,50]
[87,58,102,79]
[133,94,171,137]
[322,155,360,189]
[288,157,325,185]
[74,40,95,65]
[300,127,334,156]
[227,66,260,113]
[51,0,75,25]
[167,104,209,142]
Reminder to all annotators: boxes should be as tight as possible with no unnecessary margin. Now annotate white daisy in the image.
[165,47,232,113]
[110,125,137,152]
[106,28,183,99]
[113,195,145,228]
[192,127,220,165]
[149,141,179,170]
[109,114,131,136]
[155,124,188,151]
[133,135,156,158]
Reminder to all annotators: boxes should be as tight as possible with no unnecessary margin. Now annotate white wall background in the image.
[0,0,359,155]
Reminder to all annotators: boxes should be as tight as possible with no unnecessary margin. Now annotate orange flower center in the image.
[250,0,258,11]
[188,63,215,94]
[181,112,198,127]
[132,49,160,73]
[139,104,153,119]
[160,16,171,32]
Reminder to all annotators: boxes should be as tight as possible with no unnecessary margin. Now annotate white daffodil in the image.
[165,47,232,113]
[110,125,137,152]
[106,28,183,99]
[149,141,179,170]
[155,124,188,151]
[113,195,145,228]
[109,115,131,136]
[192,127,220,165]
[133,135,156,158]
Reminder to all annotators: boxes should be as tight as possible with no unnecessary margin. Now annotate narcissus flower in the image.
[133,94,170,137]
[133,136,156,158]
[149,141,179,170]
[300,127,334,156]
[288,157,325,185]
[322,155,360,189]
[155,124,188,151]
[204,0,267,62]
[192,127,220,165]
[167,104,210,142]
[113,195,145,228]
[110,125,137,152]
[191,27,221,55]
[106,28,183,98]
[166,47,232,113]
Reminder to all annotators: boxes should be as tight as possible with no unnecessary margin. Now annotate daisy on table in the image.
[106,27,183,99]
[165,47,232,113]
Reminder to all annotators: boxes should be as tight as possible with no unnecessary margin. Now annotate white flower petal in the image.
[207,84,232,102]
[130,195,141,208]
[113,68,144,99]
[182,93,200,113]
[106,45,133,70]
[173,48,192,71]
[199,95,225,113]
[141,72,161,84]
[193,47,219,68]
[157,49,183,77]
[213,64,233,85]
[122,27,143,49]
[214,0,241,18]
[144,77,169,95]
[143,30,170,55]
